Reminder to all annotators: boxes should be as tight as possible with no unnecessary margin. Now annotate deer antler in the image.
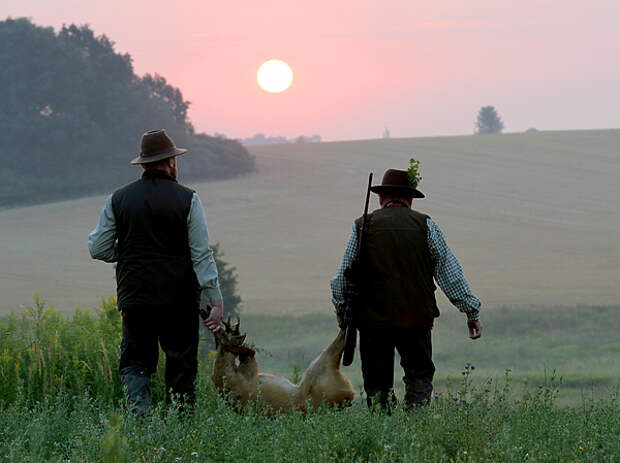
[233,317,241,335]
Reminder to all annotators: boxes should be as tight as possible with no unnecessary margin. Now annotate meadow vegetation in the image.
[0,296,618,461]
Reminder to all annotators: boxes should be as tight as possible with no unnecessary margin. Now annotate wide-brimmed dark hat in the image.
[130,129,188,165]
[370,169,425,198]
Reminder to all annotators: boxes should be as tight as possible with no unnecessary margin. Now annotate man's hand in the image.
[337,314,344,329]
[467,320,482,340]
[204,300,224,333]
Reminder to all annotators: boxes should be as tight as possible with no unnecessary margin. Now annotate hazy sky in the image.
[4,1,619,140]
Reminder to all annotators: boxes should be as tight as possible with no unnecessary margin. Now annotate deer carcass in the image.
[211,318,355,412]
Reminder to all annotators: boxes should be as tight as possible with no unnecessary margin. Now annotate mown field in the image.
[1,129,619,314]
[0,297,618,462]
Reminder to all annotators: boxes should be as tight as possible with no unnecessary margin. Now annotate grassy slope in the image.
[238,305,620,405]
[2,129,618,314]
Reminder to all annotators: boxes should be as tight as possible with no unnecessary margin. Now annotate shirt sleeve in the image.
[427,218,481,321]
[330,224,359,315]
[88,194,119,263]
[187,193,223,302]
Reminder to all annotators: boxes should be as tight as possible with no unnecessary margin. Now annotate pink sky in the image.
[4,0,620,140]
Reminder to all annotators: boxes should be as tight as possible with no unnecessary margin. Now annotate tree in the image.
[475,106,504,134]
[211,244,242,318]
[0,18,254,208]
[199,243,242,353]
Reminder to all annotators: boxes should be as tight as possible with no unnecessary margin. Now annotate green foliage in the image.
[102,413,130,463]
[407,157,422,188]
[0,18,254,208]
[0,294,124,405]
[0,372,617,462]
[0,297,618,461]
[211,243,242,318]
[475,105,505,134]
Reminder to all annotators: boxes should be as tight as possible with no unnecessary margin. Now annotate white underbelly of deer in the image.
[211,320,355,413]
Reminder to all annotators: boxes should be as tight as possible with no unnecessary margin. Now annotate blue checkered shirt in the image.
[330,216,481,322]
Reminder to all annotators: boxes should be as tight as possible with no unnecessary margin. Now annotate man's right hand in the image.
[204,300,224,333]
[467,320,482,340]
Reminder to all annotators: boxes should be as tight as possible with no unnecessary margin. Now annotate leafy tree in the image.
[0,18,254,208]
[211,244,242,318]
[475,106,504,134]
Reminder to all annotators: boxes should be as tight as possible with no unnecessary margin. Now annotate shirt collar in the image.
[383,200,409,208]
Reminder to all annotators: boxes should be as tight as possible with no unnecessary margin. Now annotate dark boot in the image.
[404,377,432,409]
[121,366,152,418]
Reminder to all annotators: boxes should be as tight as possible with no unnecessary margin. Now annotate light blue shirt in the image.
[88,192,223,302]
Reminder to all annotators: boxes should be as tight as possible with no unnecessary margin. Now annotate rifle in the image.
[342,172,373,367]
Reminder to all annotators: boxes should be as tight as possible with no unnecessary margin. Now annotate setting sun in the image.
[257,59,293,93]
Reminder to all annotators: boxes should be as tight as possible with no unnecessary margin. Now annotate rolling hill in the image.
[1,129,619,316]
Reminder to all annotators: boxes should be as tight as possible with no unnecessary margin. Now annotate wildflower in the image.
[578,446,584,451]
[470,365,476,370]
[191,452,199,457]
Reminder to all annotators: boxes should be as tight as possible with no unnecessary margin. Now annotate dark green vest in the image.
[111,170,199,311]
[355,206,439,328]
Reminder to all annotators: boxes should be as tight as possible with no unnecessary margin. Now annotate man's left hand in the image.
[204,300,224,333]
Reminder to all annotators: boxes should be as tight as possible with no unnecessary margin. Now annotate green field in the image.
[240,305,620,406]
[2,296,618,406]
[0,297,618,462]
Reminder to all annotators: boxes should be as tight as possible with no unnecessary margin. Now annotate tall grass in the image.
[0,296,618,461]
[0,294,123,405]
[0,367,617,462]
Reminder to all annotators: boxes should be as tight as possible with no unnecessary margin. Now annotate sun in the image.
[257,60,293,93]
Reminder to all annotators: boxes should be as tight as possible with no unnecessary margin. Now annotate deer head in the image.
[215,317,253,356]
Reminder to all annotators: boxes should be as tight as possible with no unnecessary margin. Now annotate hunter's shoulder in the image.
[354,210,377,227]
[409,208,431,221]
[111,178,142,199]
[175,181,196,196]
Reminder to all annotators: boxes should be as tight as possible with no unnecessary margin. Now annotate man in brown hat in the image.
[88,129,224,416]
[330,163,482,409]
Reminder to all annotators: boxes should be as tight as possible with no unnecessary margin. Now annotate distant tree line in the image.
[0,18,255,208]
[241,133,321,146]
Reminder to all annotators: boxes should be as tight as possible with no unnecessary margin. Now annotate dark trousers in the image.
[359,325,435,409]
[119,305,199,416]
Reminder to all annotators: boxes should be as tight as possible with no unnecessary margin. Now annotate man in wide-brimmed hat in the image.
[330,161,482,409]
[88,129,224,416]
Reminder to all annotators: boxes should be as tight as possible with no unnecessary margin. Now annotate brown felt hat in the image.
[130,129,187,165]
[370,169,425,198]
